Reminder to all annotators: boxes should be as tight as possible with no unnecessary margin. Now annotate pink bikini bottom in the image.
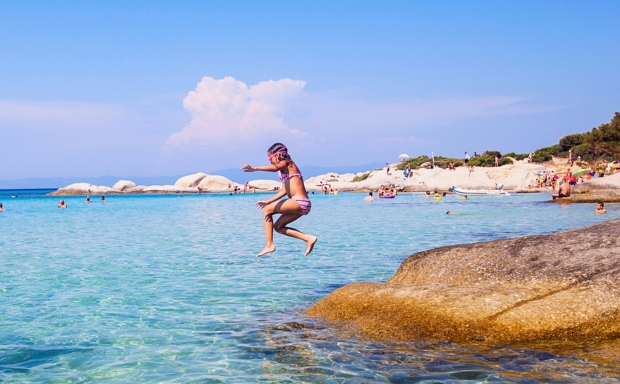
[292,197,311,215]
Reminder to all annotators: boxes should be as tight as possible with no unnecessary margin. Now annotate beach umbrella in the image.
[399,154,410,159]
[571,168,591,177]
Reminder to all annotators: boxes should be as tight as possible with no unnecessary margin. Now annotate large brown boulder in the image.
[308,219,620,344]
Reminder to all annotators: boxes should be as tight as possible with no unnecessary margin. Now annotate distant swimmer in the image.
[424,191,431,198]
[596,202,607,214]
[459,195,468,200]
[0,202,4,212]
[446,211,454,215]
[364,192,375,202]
[434,190,441,200]
[86,197,91,204]
[101,196,106,203]
[11,195,18,198]
[58,200,67,209]
[241,143,317,257]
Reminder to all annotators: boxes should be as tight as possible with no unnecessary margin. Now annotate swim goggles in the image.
[268,147,287,162]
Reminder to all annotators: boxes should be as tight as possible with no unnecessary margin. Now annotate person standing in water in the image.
[0,202,4,212]
[241,143,317,257]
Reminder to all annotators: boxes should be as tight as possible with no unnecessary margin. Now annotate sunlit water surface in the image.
[1,190,620,382]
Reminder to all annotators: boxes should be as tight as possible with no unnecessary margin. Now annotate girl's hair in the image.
[268,143,291,164]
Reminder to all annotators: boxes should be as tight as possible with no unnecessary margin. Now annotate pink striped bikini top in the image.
[278,171,303,183]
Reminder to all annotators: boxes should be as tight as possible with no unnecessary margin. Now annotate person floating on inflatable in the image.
[241,143,317,257]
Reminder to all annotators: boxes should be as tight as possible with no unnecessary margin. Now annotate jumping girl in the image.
[241,143,317,257]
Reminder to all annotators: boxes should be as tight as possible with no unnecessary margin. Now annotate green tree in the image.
[559,133,585,151]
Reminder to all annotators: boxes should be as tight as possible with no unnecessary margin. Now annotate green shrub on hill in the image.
[352,172,371,182]
[389,113,619,171]
[582,112,620,161]
[532,145,561,162]
[397,155,465,170]
[570,143,591,159]
[503,152,529,160]
[528,113,620,163]
[397,155,431,170]
[433,156,464,168]
[559,133,586,151]
[467,151,512,167]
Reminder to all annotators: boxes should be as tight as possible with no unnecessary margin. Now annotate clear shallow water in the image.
[1,191,620,382]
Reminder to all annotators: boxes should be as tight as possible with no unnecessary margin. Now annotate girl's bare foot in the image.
[304,236,317,256]
[257,245,276,257]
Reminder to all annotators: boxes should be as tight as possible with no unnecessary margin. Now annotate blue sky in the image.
[1,1,619,179]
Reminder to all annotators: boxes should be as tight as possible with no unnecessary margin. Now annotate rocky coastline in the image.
[49,161,550,196]
[550,172,620,203]
[308,219,620,345]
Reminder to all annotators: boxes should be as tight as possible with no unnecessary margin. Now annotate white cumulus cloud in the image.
[165,76,307,149]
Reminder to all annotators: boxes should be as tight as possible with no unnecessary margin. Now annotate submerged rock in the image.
[308,219,620,344]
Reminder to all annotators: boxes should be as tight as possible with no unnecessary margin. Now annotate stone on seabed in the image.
[308,219,620,344]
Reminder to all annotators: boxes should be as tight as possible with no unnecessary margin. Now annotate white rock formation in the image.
[198,175,237,192]
[248,179,280,191]
[174,172,208,188]
[51,183,116,195]
[143,185,196,193]
[112,180,137,191]
[304,162,547,192]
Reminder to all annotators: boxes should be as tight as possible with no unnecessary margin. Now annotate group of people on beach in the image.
[227,183,257,194]
[315,181,339,195]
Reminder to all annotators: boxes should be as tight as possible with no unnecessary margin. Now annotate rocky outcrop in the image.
[174,172,208,188]
[304,162,547,192]
[198,175,237,192]
[49,183,117,196]
[550,173,620,203]
[574,172,620,192]
[112,180,137,191]
[308,219,620,344]
[248,179,280,191]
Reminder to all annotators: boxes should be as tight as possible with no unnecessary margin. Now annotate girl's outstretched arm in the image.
[241,160,287,173]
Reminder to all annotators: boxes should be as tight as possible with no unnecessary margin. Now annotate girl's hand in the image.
[241,164,255,172]
[255,201,270,209]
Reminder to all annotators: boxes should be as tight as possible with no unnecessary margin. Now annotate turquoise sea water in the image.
[1,190,620,382]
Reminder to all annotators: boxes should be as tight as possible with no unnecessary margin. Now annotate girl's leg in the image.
[257,201,279,257]
[272,199,318,256]
[258,199,317,257]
